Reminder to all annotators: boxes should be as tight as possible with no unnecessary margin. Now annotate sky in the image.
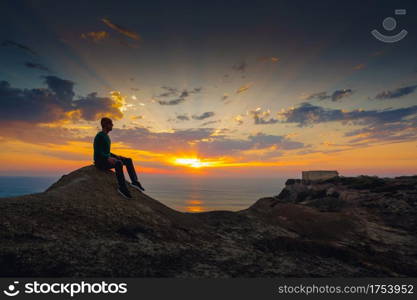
[0,0,417,178]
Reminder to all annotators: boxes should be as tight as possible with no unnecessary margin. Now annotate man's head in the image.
[100,117,113,133]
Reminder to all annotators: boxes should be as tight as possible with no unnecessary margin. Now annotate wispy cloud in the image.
[353,64,365,70]
[192,112,215,120]
[81,31,109,42]
[155,86,202,106]
[1,40,38,56]
[176,114,190,121]
[25,62,51,72]
[305,89,353,102]
[257,56,279,63]
[101,18,141,41]
[111,127,304,158]
[373,85,417,100]
[201,120,220,126]
[232,61,246,72]
[249,108,278,125]
[236,83,253,94]
[278,102,417,128]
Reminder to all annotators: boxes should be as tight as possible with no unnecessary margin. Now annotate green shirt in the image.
[93,131,111,162]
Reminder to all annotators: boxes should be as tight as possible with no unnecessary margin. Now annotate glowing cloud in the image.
[102,18,141,41]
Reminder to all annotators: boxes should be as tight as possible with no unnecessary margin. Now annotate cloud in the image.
[101,18,141,41]
[221,94,229,101]
[233,115,244,125]
[373,85,417,100]
[155,86,202,105]
[158,98,186,106]
[111,126,304,158]
[353,64,365,70]
[192,112,215,120]
[249,108,278,125]
[43,76,75,103]
[344,119,417,144]
[73,92,123,121]
[112,127,215,152]
[0,77,124,124]
[195,132,304,157]
[236,83,253,94]
[25,62,51,72]
[0,121,85,145]
[278,102,417,127]
[257,56,279,63]
[176,114,190,121]
[1,40,38,56]
[201,120,220,126]
[306,89,353,102]
[232,61,246,72]
[81,31,109,42]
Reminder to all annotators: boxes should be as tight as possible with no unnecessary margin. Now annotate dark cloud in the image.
[232,61,246,72]
[306,89,353,102]
[331,89,354,101]
[158,98,186,106]
[73,92,123,121]
[1,40,38,56]
[101,18,141,41]
[279,102,417,128]
[373,85,417,100]
[158,86,179,98]
[192,112,215,120]
[25,62,51,72]
[201,120,220,126]
[249,108,278,125]
[176,114,190,121]
[0,77,123,124]
[155,86,202,106]
[43,76,75,103]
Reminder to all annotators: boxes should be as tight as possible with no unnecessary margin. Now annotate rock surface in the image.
[0,166,416,277]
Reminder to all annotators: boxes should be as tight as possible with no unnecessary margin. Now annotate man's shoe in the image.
[118,186,132,199]
[130,181,145,191]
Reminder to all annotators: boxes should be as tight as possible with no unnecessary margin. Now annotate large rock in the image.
[0,166,416,277]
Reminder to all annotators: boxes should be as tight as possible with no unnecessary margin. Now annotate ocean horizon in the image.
[0,175,287,212]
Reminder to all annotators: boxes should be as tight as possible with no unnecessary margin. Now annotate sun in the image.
[174,158,211,168]
[172,157,227,168]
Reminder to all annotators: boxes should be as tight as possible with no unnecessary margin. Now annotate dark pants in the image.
[95,155,138,188]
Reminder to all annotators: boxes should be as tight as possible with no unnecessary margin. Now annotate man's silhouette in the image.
[93,117,145,198]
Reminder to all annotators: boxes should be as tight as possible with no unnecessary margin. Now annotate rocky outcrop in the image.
[0,166,416,277]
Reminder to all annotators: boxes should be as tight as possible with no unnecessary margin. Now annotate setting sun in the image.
[173,158,221,168]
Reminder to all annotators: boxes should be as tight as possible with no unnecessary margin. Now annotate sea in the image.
[0,176,287,212]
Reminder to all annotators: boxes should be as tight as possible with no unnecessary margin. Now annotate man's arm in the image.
[94,134,111,160]
[110,153,121,159]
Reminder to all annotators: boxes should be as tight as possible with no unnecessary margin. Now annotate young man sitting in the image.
[93,117,145,198]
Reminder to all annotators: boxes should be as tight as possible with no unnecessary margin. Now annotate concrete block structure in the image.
[302,170,338,181]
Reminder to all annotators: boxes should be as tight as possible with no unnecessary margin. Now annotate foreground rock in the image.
[0,166,416,277]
